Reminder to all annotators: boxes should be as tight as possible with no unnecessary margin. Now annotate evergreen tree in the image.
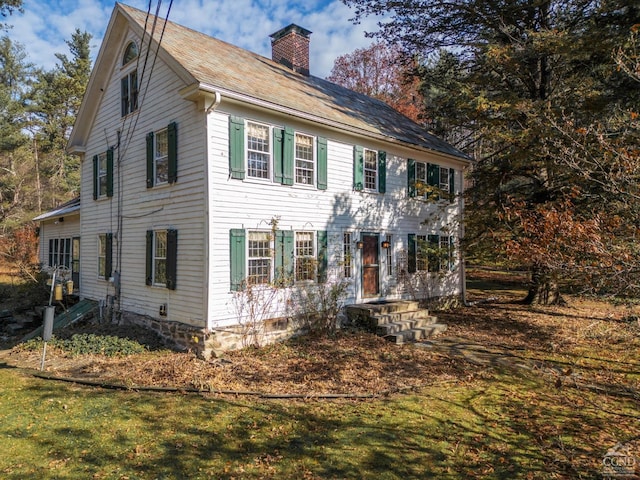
[0,0,22,30]
[0,35,33,230]
[344,0,640,302]
[28,29,92,205]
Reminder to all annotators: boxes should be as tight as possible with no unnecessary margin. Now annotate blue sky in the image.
[5,0,381,78]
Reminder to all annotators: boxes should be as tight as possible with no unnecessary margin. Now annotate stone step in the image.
[346,300,420,317]
[369,310,435,328]
[376,316,439,336]
[385,323,448,344]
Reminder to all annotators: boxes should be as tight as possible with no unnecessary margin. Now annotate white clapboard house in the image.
[64,3,471,355]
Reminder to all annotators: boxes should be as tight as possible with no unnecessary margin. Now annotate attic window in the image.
[122,41,138,66]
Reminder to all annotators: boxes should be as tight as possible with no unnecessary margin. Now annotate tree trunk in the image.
[523,267,566,306]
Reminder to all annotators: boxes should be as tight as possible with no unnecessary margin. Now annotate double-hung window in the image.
[364,148,378,191]
[154,128,169,185]
[409,233,454,273]
[354,145,386,193]
[295,231,316,281]
[247,122,271,179]
[146,123,177,187]
[93,149,114,199]
[247,231,272,285]
[440,235,455,271]
[120,42,138,117]
[440,167,451,195]
[295,133,315,185]
[96,153,108,197]
[230,229,327,290]
[415,235,429,272]
[152,231,167,286]
[409,159,455,201]
[229,117,327,189]
[146,229,178,290]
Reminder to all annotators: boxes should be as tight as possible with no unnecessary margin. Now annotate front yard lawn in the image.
[0,270,638,479]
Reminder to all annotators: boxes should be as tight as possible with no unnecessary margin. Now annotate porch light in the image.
[381,240,390,249]
[356,241,364,249]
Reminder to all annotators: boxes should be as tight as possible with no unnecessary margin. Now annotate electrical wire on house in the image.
[108,0,173,320]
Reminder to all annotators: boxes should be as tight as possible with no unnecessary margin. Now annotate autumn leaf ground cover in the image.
[0,269,639,479]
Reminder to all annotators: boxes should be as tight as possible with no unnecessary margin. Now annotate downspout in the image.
[203,90,221,334]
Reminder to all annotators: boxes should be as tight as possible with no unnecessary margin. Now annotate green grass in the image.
[1,365,637,479]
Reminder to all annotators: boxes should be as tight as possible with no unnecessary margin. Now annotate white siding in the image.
[80,30,207,327]
[205,107,465,328]
[38,215,80,267]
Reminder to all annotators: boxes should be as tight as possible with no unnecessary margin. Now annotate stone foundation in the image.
[119,311,302,360]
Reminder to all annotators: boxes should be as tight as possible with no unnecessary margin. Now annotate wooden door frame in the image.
[361,232,380,297]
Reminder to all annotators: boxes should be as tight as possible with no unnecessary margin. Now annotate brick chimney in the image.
[270,24,312,76]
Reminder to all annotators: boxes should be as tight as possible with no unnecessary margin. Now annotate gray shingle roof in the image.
[119,3,469,161]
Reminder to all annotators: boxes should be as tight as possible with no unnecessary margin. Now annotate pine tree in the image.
[344,0,640,302]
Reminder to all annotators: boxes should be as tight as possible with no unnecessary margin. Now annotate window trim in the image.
[247,230,273,285]
[294,231,316,282]
[410,160,455,202]
[146,123,177,188]
[343,232,353,279]
[153,230,168,287]
[120,69,138,117]
[48,237,71,268]
[122,41,138,67]
[354,145,386,193]
[294,131,316,187]
[245,121,272,181]
[93,149,113,199]
[385,235,393,277]
[363,148,378,192]
[229,116,327,189]
[153,127,169,186]
[146,229,177,290]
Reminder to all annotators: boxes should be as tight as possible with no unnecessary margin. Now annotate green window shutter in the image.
[407,158,416,198]
[317,230,328,283]
[274,230,294,286]
[273,128,284,183]
[145,230,153,285]
[92,155,98,200]
[427,163,440,201]
[168,122,178,184]
[106,149,114,198]
[408,234,417,274]
[105,233,113,281]
[146,132,154,188]
[317,136,328,190]
[428,234,440,272]
[449,169,456,203]
[229,116,245,180]
[166,229,178,290]
[229,229,246,291]
[378,150,386,193]
[353,145,364,191]
[427,163,439,186]
[282,126,294,185]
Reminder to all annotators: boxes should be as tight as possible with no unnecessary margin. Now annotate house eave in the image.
[182,82,473,165]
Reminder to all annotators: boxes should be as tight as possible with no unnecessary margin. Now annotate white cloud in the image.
[5,0,382,78]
